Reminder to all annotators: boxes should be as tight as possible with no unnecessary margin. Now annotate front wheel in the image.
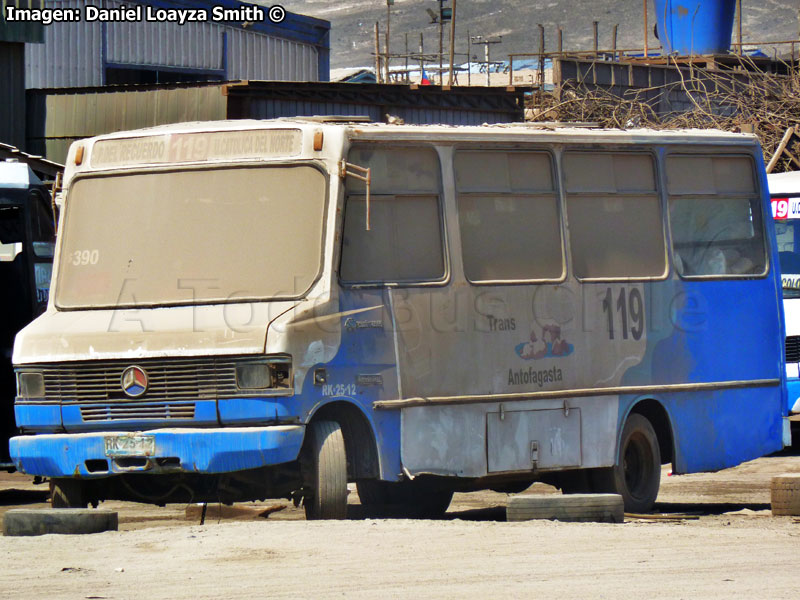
[303,420,348,520]
[593,413,661,513]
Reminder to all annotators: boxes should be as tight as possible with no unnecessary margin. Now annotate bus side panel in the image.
[649,386,785,474]
[296,287,403,481]
[401,396,620,478]
[618,276,784,473]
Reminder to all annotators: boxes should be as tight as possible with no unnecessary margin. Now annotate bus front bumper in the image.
[9,425,305,478]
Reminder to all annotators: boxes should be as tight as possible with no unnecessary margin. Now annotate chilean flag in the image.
[421,69,431,85]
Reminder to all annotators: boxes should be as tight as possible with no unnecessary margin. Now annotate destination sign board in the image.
[90,129,302,167]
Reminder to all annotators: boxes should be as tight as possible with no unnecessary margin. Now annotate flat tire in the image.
[507,493,624,523]
[3,508,117,536]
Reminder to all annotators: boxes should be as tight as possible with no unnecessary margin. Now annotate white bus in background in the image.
[769,170,800,430]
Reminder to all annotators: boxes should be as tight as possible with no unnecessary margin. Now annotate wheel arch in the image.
[626,397,675,467]
[307,399,381,481]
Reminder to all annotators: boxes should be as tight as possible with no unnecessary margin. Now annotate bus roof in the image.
[61,119,761,186]
[72,118,756,144]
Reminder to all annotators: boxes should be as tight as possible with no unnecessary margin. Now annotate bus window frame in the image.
[54,161,332,311]
[665,151,770,282]
[561,148,671,284]
[338,143,451,289]
[453,145,568,286]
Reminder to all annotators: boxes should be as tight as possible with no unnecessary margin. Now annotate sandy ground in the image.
[1,455,799,600]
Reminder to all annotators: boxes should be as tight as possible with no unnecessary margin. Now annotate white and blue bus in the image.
[769,170,800,439]
[9,120,790,517]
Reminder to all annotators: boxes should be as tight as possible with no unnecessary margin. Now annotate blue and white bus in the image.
[769,170,800,440]
[9,120,790,517]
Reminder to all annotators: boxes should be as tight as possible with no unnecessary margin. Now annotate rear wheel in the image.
[303,421,348,520]
[593,413,661,513]
[50,479,87,509]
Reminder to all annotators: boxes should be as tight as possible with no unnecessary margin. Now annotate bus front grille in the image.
[34,357,245,403]
[80,402,196,422]
[787,336,800,363]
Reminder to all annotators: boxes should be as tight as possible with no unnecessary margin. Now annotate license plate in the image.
[104,435,155,457]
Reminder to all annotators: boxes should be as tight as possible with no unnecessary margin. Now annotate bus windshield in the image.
[56,165,326,308]
[773,197,800,298]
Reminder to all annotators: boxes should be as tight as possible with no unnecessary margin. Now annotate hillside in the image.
[273,0,799,69]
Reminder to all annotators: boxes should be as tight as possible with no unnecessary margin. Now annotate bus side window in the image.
[666,156,766,277]
[563,152,667,279]
[340,146,445,284]
[454,150,564,282]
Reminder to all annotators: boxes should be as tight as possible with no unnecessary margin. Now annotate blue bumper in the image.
[9,425,305,478]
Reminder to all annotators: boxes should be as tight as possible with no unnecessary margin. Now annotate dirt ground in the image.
[1,454,799,600]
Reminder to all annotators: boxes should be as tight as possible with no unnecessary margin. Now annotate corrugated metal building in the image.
[27,81,526,163]
[25,0,330,88]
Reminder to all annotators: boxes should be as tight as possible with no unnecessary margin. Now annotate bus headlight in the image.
[236,359,291,391]
[17,372,45,398]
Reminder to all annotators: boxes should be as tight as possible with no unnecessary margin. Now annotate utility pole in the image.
[471,36,501,87]
[439,5,444,83]
[643,0,648,58]
[538,24,545,91]
[419,33,425,84]
[448,0,457,86]
[385,0,393,83]
[405,33,409,83]
[467,29,471,86]
[612,24,618,59]
[735,0,742,55]
[374,22,382,83]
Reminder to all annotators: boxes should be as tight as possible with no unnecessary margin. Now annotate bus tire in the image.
[303,420,348,520]
[50,479,88,509]
[507,493,624,523]
[771,473,800,516]
[3,508,117,536]
[592,413,661,513]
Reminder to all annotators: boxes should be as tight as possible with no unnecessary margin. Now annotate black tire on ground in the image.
[356,480,453,518]
[507,493,624,523]
[50,479,88,509]
[3,508,118,536]
[771,473,800,516]
[303,420,348,520]
[592,413,661,513]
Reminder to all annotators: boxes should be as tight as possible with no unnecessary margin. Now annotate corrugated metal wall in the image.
[27,85,228,163]
[225,82,525,127]
[27,81,524,163]
[25,0,103,88]
[25,0,322,88]
[106,4,223,70]
[0,42,27,148]
[226,27,317,81]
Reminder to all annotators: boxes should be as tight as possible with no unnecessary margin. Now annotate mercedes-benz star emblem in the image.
[121,366,149,398]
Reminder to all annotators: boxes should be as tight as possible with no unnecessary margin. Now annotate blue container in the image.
[654,0,736,55]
